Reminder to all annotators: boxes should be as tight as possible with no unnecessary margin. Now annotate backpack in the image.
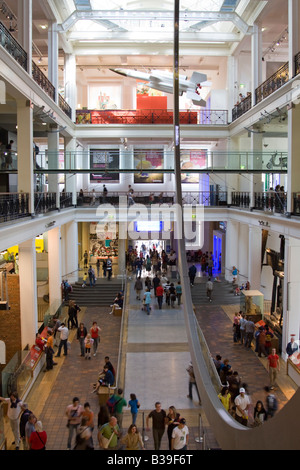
[106,396,121,415]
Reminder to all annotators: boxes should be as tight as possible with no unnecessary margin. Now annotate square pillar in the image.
[18,239,38,348]
[47,226,62,312]
[17,99,34,214]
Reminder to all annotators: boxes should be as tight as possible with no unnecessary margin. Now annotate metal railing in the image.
[232,93,252,122]
[59,94,72,119]
[295,52,300,77]
[32,60,55,101]
[0,20,27,71]
[76,108,228,125]
[231,192,250,209]
[31,149,288,174]
[0,193,30,222]
[254,191,287,214]
[75,190,228,207]
[293,193,300,216]
[255,61,289,105]
[34,192,57,214]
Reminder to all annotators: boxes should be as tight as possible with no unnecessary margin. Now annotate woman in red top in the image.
[90,322,102,357]
[29,421,47,450]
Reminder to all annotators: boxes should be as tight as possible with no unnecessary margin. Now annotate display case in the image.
[240,290,264,322]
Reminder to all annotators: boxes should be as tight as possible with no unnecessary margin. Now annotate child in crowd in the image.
[82,272,88,288]
[84,334,93,360]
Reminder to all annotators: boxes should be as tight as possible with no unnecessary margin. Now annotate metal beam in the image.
[58,10,252,34]
[67,30,241,42]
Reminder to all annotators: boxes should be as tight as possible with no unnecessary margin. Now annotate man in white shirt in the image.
[234,388,250,426]
[55,323,69,357]
[0,392,23,449]
[171,418,189,450]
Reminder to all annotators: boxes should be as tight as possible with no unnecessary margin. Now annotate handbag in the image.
[101,430,114,449]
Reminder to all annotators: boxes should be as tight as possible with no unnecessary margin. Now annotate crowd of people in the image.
[0,393,47,450]
[213,350,279,427]
[134,275,182,314]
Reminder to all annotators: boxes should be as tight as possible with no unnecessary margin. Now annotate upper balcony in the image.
[0,21,72,120]
[231,54,300,123]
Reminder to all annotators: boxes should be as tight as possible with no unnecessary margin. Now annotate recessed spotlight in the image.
[40,24,47,30]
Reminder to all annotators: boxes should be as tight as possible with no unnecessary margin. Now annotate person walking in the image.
[143,288,152,315]
[121,424,145,450]
[234,388,250,427]
[156,282,164,310]
[171,418,189,451]
[98,416,120,450]
[19,403,33,450]
[134,276,143,300]
[264,386,278,419]
[166,406,180,450]
[244,317,255,348]
[84,333,93,360]
[239,313,247,345]
[146,402,167,451]
[90,321,102,357]
[29,421,47,450]
[206,277,213,302]
[88,265,96,287]
[112,388,127,431]
[188,264,197,286]
[83,250,88,268]
[66,397,84,450]
[55,323,69,357]
[267,348,280,387]
[128,393,140,426]
[106,256,113,280]
[96,258,101,278]
[77,322,88,357]
[0,392,23,449]
[176,281,182,306]
[186,362,201,404]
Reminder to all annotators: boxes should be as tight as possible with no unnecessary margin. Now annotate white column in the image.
[63,221,79,283]
[282,236,300,357]
[48,130,60,209]
[238,223,249,282]
[227,55,237,122]
[287,95,300,214]
[288,0,300,79]
[118,237,126,275]
[251,23,262,107]
[47,226,62,312]
[17,0,32,76]
[65,136,77,205]
[18,239,37,348]
[48,22,59,104]
[248,225,262,291]
[250,132,264,209]
[64,53,77,122]
[17,99,34,214]
[225,219,239,281]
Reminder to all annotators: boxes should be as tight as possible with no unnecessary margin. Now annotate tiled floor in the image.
[3,268,297,451]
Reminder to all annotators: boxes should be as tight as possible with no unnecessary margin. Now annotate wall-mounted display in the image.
[181,150,207,183]
[134,149,164,184]
[90,149,120,184]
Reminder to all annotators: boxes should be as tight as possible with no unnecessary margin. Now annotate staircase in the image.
[69,278,124,306]
[191,279,241,306]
